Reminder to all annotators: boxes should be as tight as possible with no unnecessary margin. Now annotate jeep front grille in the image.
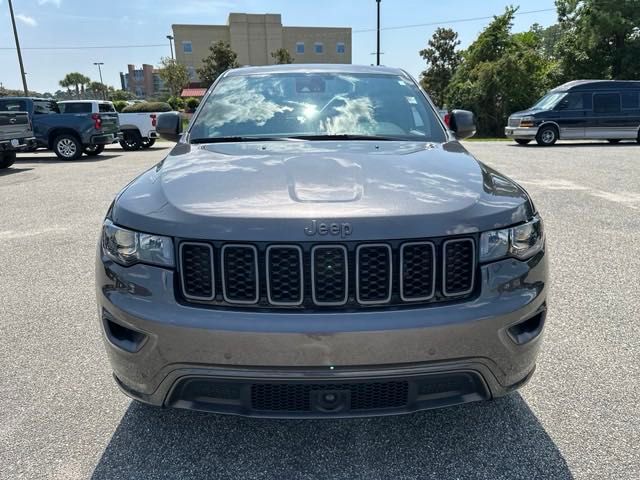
[178,237,477,309]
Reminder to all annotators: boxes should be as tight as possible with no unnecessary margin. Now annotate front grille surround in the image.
[179,242,215,301]
[265,245,304,306]
[356,243,393,305]
[221,244,260,305]
[311,245,349,306]
[176,236,477,311]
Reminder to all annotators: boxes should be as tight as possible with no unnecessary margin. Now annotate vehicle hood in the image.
[112,140,534,241]
[509,108,546,118]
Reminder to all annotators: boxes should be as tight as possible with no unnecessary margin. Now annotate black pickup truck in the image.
[0,97,120,160]
[0,109,36,169]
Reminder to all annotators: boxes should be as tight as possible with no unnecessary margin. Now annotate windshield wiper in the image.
[285,134,399,141]
[190,136,289,144]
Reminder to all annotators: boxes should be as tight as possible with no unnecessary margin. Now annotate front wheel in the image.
[53,134,83,160]
[119,130,142,150]
[535,125,558,146]
[608,139,621,144]
[83,144,105,156]
[0,151,16,169]
[141,138,156,149]
[515,139,531,145]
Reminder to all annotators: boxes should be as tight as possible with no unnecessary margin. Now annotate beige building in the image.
[173,13,352,82]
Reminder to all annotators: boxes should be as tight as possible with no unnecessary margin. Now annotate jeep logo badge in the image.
[304,220,352,238]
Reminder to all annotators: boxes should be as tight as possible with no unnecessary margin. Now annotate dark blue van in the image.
[505,80,640,146]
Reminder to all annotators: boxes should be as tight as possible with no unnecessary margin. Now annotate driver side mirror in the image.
[449,110,476,140]
[157,112,183,142]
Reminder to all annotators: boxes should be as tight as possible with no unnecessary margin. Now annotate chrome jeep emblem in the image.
[304,220,352,238]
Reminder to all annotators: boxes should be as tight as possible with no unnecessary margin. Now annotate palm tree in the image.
[59,72,91,98]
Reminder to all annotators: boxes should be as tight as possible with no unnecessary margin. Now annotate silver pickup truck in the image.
[0,110,36,169]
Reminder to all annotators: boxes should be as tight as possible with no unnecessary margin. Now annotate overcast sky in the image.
[0,0,557,93]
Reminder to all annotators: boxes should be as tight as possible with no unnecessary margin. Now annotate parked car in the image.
[506,80,640,146]
[59,100,159,150]
[97,64,547,418]
[0,108,36,169]
[0,97,120,160]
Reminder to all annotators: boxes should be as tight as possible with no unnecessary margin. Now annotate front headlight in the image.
[480,216,544,263]
[102,219,175,268]
[519,116,535,128]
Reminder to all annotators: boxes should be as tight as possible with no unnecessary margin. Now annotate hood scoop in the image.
[286,155,364,203]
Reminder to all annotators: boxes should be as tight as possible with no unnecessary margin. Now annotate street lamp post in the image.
[94,62,106,100]
[376,0,381,66]
[166,35,175,60]
[7,0,29,95]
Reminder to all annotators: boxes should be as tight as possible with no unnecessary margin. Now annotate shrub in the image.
[167,96,185,111]
[185,97,200,111]
[113,100,128,112]
[121,101,172,113]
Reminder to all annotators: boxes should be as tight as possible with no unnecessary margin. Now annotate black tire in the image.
[83,144,105,156]
[515,139,531,145]
[535,125,558,146]
[53,134,83,160]
[607,139,621,144]
[141,138,156,149]
[0,151,16,169]
[119,130,142,150]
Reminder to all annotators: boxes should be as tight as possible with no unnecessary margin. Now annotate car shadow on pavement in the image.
[508,142,639,148]
[91,393,572,480]
[0,167,34,177]
[14,154,123,164]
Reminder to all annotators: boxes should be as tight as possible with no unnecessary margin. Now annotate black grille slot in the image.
[401,242,436,301]
[251,382,409,412]
[443,239,475,296]
[179,243,214,300]
[266,246,303,305]
[222,245,259,304]
[312,246,348,305]
[356,244,392,304]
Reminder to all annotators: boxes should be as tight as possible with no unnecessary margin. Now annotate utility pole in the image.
[166,35,175,60]
[376,0,381,66]
[94,62,106,100]
[8,0,29,95]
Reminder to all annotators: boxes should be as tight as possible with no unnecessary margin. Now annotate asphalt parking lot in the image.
[1,140,639,480]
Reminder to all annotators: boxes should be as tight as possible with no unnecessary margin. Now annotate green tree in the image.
[59,72,91,98]
[271,48,294,64]
[109,89,135,101]
[197,41,239,87]
[419,28,462,107]
[158,57,190,97]
[555,0,640,80]
[445,8,555,136]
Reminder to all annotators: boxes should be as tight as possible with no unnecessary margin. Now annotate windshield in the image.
[531,92,566,110]
[189,72,446,143]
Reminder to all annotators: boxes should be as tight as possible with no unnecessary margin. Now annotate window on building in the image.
[622,91,640,109]
[314,42,324,54]
[296,42,305,54]
[187,66,196,80]
[593,93,621,114]
[336,42,346,54]
[182,41,193,54]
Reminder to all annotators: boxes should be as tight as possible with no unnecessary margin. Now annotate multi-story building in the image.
[173,13,352,82]
[119,64,166,98]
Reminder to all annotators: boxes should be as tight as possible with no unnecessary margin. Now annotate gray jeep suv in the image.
[96,65,547,418]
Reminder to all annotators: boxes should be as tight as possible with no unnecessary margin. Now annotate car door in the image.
[590,92,635,139]
[552,91,590,139]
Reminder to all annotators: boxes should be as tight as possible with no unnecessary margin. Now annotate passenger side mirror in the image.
[157,112,183,142]
[449,110,476,140]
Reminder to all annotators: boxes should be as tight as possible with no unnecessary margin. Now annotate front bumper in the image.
[505,126,539,140]
[96,248,548,417]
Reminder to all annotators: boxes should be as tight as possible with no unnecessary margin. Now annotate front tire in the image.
[515,139,531,145]
[119,130,142,150]
[141,138,156,149]
[83,144,105,156]
[53,134,82,160]
[0,151,16,169]
[608,139,621,144]
[535,125,558,146]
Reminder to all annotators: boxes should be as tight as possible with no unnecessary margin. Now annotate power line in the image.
[0,8,558,52]
[353,8,556,33]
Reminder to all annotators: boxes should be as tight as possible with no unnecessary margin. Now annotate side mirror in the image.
[449,109,476,140]
[157,112,183,142]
